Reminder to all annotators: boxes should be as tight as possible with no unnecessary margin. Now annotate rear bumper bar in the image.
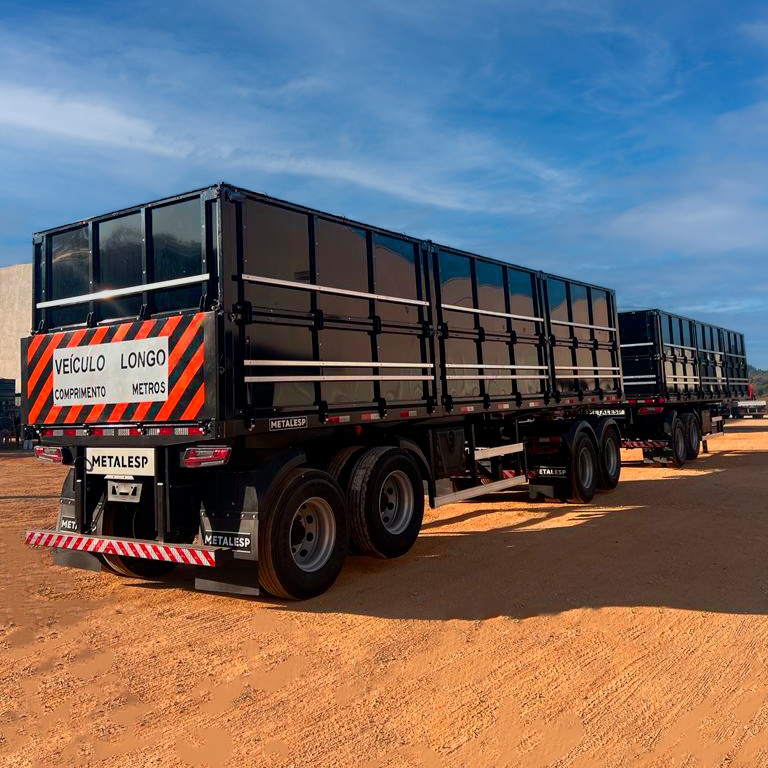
[25,530,228,568]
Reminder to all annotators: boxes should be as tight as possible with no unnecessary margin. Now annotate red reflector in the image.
[91,428,104,437]
[527,470,536,479]
[63,428,77,437]
[182,446,231,468]
[129,428,143,436]
[187,427,204,436]
[34,446,63,464]
[657,396,666,404]
[638,407,664,415]
[41,428,55,437]
[159,427,173,436]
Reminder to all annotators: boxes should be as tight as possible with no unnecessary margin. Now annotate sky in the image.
[1,0,767,365]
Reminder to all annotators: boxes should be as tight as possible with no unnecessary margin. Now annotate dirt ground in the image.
[2,422,768,767]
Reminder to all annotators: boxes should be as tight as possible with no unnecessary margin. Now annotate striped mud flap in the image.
[22,312,216,427]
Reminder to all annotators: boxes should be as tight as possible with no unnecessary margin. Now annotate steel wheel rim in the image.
[604,436,619,477]
[578,446,594,489]
[379,470,414,535]
[290,497,336,573]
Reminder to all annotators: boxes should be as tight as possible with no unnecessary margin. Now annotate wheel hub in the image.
[378,470,414,535]
[290,497,336,573]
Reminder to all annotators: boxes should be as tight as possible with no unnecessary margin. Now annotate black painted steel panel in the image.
[619,310,748,402]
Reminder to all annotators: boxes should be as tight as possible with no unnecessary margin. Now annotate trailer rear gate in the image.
[26,184,622,436]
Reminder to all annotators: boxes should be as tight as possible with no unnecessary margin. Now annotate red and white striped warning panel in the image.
[23,312,209,427]
[25,530,222,567]
[621,440,669,449]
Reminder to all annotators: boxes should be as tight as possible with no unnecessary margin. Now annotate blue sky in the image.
[1,1,768,364]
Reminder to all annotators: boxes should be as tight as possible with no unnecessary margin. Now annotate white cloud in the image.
[0,84,175,153]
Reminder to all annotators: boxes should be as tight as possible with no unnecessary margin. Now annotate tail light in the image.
[638,406,664,415]
[34,446,64,464]
[181,446,231,468]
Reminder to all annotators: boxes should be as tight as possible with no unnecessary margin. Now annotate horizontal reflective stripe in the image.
[444,363,547,370]
[245,375,431,383]
[663,342,696,351]
[620,342,653,348]
[554,366,620,372]
[623,375,658,380]
[244,360,433,369]
[445,374,548,380]
[36,273,210,309]
[550,319,616,332]
[241,273,428,307]
[441,303,544,322]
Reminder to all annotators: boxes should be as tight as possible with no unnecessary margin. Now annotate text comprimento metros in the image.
[52,336,170,406]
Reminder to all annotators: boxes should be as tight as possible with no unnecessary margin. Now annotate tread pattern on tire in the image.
[682,413,700,460]
[670,418,687,468]
[570,431,597,503]
[596,425,621,491]
[348,447,393,557]
[347,447,424,558]
[326,446,366,490]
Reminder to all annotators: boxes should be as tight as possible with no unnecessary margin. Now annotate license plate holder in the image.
[107,480,142,504]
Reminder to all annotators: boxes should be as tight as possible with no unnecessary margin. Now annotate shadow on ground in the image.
[67,442,768,621]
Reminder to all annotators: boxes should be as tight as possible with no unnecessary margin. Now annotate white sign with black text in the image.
[86,448,156,476]
[53,336,169,406]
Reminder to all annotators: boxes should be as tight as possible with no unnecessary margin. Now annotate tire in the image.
[670,418,687,468]
[100,494,178,579]
[347,447,424,558]
[258,468,348,600]
[682,413,701,460]
[569,431,598,503]
[596,425,622,491]
[326,446,366,490]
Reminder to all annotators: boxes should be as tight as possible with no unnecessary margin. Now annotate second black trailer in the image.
[616,309,748,466]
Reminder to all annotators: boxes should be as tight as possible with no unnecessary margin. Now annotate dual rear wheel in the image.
[566,423,622,503]
[259,448,424,599]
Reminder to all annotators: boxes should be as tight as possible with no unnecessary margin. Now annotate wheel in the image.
[670,418,687,468]
[596,425,622,491]
[682,413,700,460]
[258,468,348,600]
[347,447,424,558]
[100,494,178,578]
[568,431,597,503]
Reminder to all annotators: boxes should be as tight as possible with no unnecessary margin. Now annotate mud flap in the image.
[52,549,103,572]
[194,562,260,597]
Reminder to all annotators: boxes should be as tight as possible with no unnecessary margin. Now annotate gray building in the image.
[0,262,33,391]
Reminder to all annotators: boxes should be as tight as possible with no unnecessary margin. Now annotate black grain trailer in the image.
[617,309,749,466]
[730,399,766,419]
[22,183,624,599]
